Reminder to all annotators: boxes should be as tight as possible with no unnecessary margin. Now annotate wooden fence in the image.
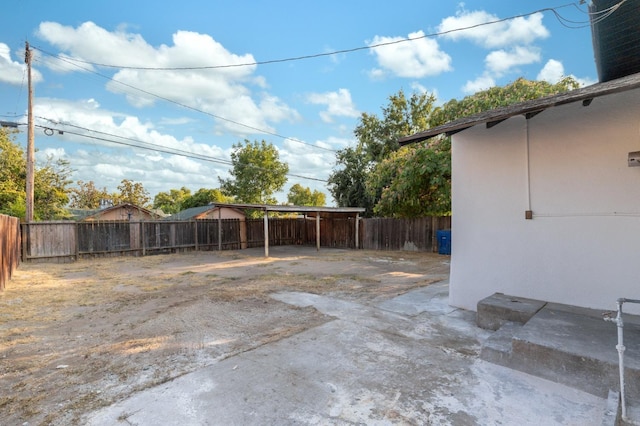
[0,214,21,290]
[244,217,361,249]
[361,216,452,251]
[21,216,451,262]
[23,219,242,262]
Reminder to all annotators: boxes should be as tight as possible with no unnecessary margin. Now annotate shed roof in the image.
[399,72,640,146]
[167,205,246,220]
[168,205,215,220]
[82,203,157,220]
[209,203,366,217]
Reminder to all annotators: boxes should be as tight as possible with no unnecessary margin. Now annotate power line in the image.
[32,2,593,72]
[26,1,618,158]
[32,53,336,154]
[552,0,627,28]
[34,119,329,183]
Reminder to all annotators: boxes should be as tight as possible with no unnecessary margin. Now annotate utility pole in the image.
[25,41,34,223]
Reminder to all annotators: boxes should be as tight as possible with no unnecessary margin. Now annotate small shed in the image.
[82,203,159,222]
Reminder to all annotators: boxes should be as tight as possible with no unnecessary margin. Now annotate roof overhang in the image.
[399,72,640,146]
[211,203,365,216]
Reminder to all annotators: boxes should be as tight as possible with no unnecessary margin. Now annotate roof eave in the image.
[398,72,640,146]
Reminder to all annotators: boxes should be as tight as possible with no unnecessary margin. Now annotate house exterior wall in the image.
[450,88,640,314]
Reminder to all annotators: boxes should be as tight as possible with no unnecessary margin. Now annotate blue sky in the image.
[0,1,599,205]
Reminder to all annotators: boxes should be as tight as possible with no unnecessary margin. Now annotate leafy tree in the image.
[0,128,72,220]
[153,187,192,214]
[69,180,111,209]
[368,138,451,217]
[181,188,233,209]
[332,77,581,218]
[35,156,73,220]
[375,77,581,217]
[219,139,288,205]
[328,90,435,216]
[430,77,580,127]
[355,90,435,162]
[0,129,25,217]
[287,184,326,206]
[114,179,151,208]
[327,145,376,216]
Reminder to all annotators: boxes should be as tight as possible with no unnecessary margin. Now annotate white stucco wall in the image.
[450,88,640,314]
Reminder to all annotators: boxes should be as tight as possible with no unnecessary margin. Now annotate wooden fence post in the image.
[75,222,79,261]
[194,220,198,251]
[431,216,438,253]
[141,222,146,256]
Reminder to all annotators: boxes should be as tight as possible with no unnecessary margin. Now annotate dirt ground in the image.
[0,246,449,426]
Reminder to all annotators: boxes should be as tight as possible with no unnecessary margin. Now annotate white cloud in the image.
[159,117,195,126]
[537,59,596,87]
[462,74,495,94]
[537,59,566,83]
[307,89,360,123]
[486,46,541,76]
[36,22,299,137]
[35,96,344,203]
[438,10,549,48]
[32,97,231,196]
[367,31,452,79]
[0,43,43,85]
[278,137,337,202]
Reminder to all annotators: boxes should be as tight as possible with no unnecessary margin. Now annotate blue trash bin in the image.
[437,230,451,255]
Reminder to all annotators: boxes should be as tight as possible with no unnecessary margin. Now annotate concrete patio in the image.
[84,280,618,425]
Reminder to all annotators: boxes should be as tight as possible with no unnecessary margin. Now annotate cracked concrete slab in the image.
[85,284,605,425]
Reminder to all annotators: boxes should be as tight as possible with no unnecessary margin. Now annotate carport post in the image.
[264,210,269,257]
[316,212,320,251]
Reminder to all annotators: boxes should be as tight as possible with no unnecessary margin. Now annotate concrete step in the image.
[512,304,640,399]
[476,292,546,331]
[479,321,522,365]
[480,300,640,402]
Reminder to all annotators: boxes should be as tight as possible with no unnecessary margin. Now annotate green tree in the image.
[355,89,435,162]
[35,155,73,220]
[327,145,376,216]
[334,77,581,218]
[378,77,581,217]
[0,128,73,220]
[181,188,233,209]
[328,90,435,216]
[69,180,111,209]
[430,77,580,127]
[219,139,288,205]
[287,184,326,206]
[114,179,151,208]
[0,129,26,217]
[368,138,451,217]
[153,187,192,214]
